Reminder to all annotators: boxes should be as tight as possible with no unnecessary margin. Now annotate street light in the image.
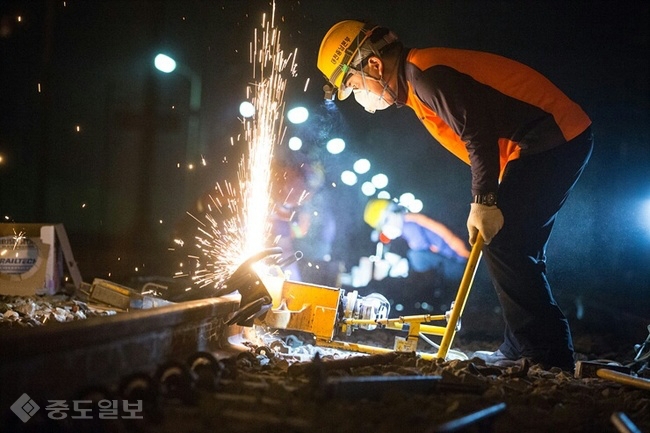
[154,54,176,73]
[154,52,203,209]
[153,52,203,159]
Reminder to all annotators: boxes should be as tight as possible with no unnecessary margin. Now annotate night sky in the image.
[0,1,648,316]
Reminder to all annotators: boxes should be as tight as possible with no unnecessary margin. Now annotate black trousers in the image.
[484,127,594,370]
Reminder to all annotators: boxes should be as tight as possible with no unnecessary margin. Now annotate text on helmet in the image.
[331,36,352,65]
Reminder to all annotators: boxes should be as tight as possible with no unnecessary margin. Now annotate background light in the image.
[239,101,255,118]
[353,158,371,174]
[399,192,415,207]
[371,173,388,189]
[407,199,424,213]
[287,106,309,124]
[361,181,376,196]
[326,138,345,155]
[377,191,391,199]
[340,170,357,185]
[641,198,650,236]
[288,136,302,151]
[154,53,176,73]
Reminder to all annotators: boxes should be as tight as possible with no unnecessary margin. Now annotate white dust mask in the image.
[352,70,393,113]
[353,87,391,113]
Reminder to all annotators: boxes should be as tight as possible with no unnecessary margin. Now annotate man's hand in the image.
[467,203,504,245]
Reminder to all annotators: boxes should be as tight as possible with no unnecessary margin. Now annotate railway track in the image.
[2,253,648,433]
[0,295,241,429]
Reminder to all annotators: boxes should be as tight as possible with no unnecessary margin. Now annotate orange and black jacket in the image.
[395,47,592,196]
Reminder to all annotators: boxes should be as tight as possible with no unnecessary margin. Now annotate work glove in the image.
[467,203,504,245]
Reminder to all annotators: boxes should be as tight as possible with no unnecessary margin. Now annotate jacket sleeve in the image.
[411,65,501,196]
[407,214,470,259]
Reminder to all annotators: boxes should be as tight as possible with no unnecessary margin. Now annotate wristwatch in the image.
[473,192,497,206]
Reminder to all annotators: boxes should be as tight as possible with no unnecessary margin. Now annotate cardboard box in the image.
[0,223,82,296]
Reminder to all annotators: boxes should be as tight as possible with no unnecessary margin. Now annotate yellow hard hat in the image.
[363,198,391,229]
[317,20,377,101]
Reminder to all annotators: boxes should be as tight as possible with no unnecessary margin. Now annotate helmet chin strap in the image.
[358,68,384,113]
[380,76,397,102]
[360,58,398,105]
[381,54,400,102]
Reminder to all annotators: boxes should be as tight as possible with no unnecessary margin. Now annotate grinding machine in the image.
[217,235,485,361]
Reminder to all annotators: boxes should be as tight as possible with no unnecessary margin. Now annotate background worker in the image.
[317,21,593,371]
[364,198,469,295]
[270,153,337,284]
[270,159,310,281]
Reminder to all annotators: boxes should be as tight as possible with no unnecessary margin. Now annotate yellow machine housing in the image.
[257,235,484,360]
[263,279,342,340]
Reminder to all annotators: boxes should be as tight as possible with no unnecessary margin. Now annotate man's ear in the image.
[366,56,384,77]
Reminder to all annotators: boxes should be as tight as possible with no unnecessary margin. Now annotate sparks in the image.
[12,230,26,250]
[186,2,293,289]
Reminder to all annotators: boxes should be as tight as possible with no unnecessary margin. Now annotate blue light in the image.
[641,198,650,236]
[361,181,376,196]
[408,199,423,213]
[326,138,345,155]
[371,173,388,189]
[353,158,371,174]
[340,170,357,185]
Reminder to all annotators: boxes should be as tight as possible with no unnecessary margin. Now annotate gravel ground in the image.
[0,294,117,328]
[135,327,650,433]
[2,294,648,433]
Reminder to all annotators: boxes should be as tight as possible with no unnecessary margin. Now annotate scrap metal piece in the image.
[86,278,173,310]
[427,402,507,433]
[322,375,486,401]
[610,412,643,433]
[575,360,632,379]
[631,324,650,376]
[324,375,442,400]
[288,352,399,377]
[88,278,134,310]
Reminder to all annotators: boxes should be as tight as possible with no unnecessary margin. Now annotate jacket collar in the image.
[395,47,410,107]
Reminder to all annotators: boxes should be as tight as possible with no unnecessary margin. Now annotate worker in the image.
[364,198,469,289]
[270,158,311,281]
[317,21,593,371]
[270,155,336,283]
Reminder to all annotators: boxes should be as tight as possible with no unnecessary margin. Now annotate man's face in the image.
[380,210,404,240]
[345,71,396,100]
[339,58,396,112]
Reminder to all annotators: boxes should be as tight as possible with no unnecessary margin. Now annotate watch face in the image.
[475,193,497,205]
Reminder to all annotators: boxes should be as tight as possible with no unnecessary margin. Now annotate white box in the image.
[0,223,82,296]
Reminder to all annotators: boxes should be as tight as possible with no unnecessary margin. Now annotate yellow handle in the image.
[437,233,484,359]
[597,368,650,391]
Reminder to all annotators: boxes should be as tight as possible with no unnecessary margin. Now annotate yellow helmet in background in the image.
[317,20,376,101]
[363,198,391,229]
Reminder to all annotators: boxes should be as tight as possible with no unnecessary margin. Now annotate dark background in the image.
[0,1,648,318]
